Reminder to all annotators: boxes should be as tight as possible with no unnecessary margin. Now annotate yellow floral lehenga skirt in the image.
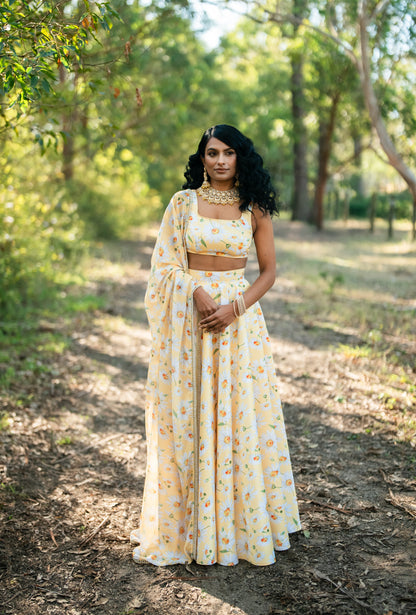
[131,267,300,567]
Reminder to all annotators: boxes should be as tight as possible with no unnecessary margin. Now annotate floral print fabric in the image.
[185,191,253,258]
[131,190,300,567]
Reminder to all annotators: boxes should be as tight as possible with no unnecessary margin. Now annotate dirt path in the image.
[1,222,415,615]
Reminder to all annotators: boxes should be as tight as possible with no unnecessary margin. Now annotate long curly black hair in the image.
[182,124,279,216]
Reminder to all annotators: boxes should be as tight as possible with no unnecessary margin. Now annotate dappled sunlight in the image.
[2,223,415,615]
[375,240,416,256]
[2,0,416,610]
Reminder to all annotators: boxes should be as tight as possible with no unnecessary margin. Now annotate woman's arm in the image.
[241,209,276,309]
[199,209,276,332]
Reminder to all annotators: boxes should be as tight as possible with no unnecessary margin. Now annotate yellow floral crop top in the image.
[185,190,253,259]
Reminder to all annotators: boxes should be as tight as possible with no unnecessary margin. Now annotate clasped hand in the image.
[193,287,235,333]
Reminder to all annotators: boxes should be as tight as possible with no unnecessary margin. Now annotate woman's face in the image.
[202,137,237,185]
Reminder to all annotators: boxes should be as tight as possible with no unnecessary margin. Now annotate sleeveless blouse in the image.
[185,190,253,258]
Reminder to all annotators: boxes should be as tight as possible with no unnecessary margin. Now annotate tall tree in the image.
[216,19,293,202]
[290,0,310,221]
[308,41,361,229]
[353,0,416,237]
[249,0,416,236]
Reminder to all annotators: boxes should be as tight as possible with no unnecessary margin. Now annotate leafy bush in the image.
[63,146,163,239]
[0,187,86,318]
[374,192,412,219]
[349,191,412,219]
[0,132,163,319]
[348,195,369,218]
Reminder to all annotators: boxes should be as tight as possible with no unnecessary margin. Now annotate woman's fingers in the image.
[193,288,218,316]
[199,305,234,331]
[199,314,215,325]
[199,307,218,319]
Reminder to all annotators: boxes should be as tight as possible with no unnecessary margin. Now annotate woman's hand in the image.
[199,304,235,333]
[193,286,218,319]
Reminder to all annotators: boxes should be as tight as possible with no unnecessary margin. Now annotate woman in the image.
[131,124,300,567]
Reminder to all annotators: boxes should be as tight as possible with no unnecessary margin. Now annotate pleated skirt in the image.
[131,268,300,566]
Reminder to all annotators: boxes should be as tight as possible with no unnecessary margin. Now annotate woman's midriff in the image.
[187,252,247,271]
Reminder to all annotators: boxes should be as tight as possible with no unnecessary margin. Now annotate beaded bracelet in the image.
[233,294,246,318]
[233,300,239,318]
[237,294,246,317]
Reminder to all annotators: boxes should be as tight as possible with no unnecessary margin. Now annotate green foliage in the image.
[62,144,163,239]
[1,0,416,336]
[349,192,412,219]
[338,344,373,360]
[0,412,10,431]
[0,176,86,318]
[56,435,72,446]
[62,294,106,313]
[319,271,345,297]
[0,367,16,390]
[0,0,118,118]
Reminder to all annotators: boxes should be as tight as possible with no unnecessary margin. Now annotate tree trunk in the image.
[313,93,339,230]
[353,133,364,197]
[59,64,76,182]
[290,0,309,221]
[388,197,395,239]
[358,2,416,237]
[369,192,377,233]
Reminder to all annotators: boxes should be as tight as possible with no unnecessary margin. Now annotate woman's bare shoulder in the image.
[249,204,271,233]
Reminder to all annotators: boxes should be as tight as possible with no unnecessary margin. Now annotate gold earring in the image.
[202,167,210,188]
[234,173,240,188]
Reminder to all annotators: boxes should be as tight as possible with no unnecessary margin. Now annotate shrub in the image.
[0,188,86,318]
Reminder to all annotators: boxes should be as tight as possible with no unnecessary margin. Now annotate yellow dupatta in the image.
[139,189,200,563]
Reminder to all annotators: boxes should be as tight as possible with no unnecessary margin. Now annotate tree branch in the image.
[332,140,373,174]
[370,0,391,19]
[357,0,416,197]
[240,1,359,65]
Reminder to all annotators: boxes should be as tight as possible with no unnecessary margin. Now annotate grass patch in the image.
[0,285,108,392]
[278,221,416,365]
[56,435,73,446]
[0,366,16,389]
[277,219,416,445]
[338,343,374,360]
[0,412,10,431]
[62,293,106,314]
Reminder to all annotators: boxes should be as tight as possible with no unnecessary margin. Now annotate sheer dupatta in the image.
[134,190,200,564]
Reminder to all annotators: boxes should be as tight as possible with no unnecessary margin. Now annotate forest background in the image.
[0,0,415,409]
[1,3,416,613]
[1,0,416,322]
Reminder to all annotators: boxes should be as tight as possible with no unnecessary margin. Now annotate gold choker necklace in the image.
[197,184,240,206]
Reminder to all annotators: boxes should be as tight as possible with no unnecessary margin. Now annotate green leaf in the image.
[40,27,51,40]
